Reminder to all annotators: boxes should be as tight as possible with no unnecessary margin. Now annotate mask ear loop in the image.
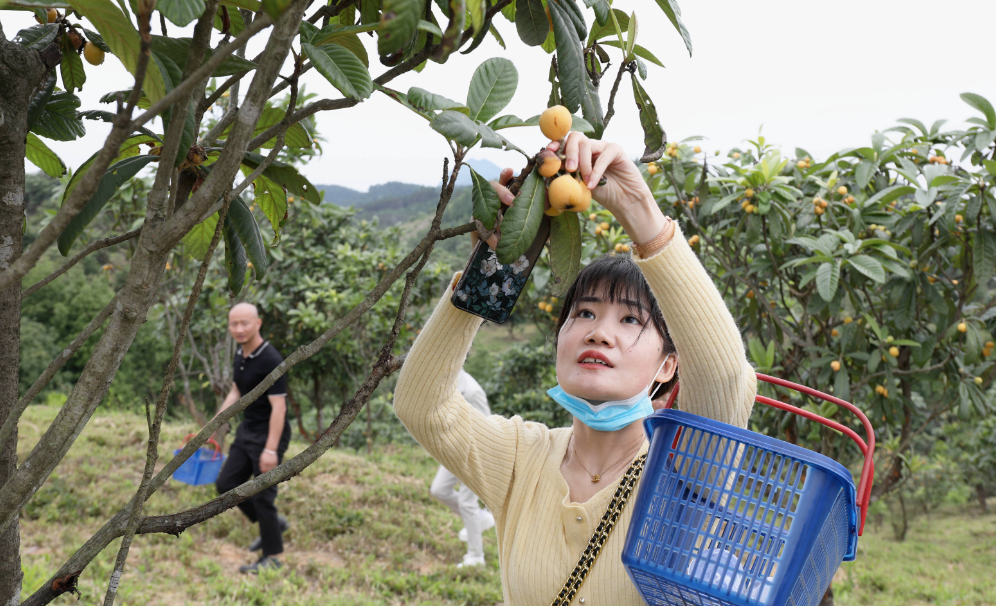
[647,355,671,400]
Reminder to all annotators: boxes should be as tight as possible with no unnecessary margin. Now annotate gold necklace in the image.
[571,437,645,483]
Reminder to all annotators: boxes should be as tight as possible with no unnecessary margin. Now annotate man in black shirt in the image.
[214,302,291,573]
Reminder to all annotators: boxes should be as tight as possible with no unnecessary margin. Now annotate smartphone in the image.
[451,217,552,324]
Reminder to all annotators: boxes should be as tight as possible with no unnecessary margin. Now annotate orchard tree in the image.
[0,0,689,602]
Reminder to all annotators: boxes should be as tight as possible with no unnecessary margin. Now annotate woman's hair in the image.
[553,254,678,397]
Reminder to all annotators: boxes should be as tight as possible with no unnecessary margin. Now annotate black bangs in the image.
[553,254,679,396]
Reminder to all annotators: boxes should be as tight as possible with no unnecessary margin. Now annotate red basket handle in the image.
[183,433,223,461]
[663,373,875,535]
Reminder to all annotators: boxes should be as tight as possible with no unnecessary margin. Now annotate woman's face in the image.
[556,291,673,403]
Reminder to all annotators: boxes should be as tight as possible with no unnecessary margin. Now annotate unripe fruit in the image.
[589,213,597,221]
[732,152,741,159]
[831,328,839,337]
[744,188,754,198]
[647,163,659,175]
[83,42,105,65]
[539,105,572,141]
[831,361,841,372]
[538,150,561,178]
[957,322,967,333]
[886,335,894,343]
[889,346,899,357]
[551,297,558,303]
[599,222,610,231]
[548,174,582,211]
[693,146,701,153]
[976,377,984,386]
[837,186,848,196]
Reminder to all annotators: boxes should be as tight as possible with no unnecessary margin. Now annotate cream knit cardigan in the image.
[394,226,757,606]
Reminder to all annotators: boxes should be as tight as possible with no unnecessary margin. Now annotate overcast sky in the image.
[10,0,996,191]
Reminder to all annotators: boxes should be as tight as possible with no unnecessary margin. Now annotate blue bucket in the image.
[172,435,225,486]
[622,374,875,606]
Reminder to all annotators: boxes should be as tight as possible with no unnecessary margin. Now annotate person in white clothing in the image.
[429,369,496,567]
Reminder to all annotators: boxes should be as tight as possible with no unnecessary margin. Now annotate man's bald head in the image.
[228,302,263,345]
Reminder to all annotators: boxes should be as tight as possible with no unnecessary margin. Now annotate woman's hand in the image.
[550,133,668,246]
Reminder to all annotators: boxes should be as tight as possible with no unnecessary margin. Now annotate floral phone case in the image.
[451,217,552,324]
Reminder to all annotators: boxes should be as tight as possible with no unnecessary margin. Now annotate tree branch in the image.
[21,229,141,299]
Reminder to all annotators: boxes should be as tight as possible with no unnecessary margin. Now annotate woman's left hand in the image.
[549,133,667,245]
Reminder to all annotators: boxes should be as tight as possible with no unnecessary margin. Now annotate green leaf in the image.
[172,99,198,168]
[228,195,268,278]
[597,40,664,67]
[961,92,996,129]
[78,110,159,141]
[515,0,547,46]
[549,210,582,296]
[214,3,246,35]
[183,212,219,261]
[378,0,421,55]
[57,154,159,255]
[430,110,480,147]
[221,0,260,11]
[468,0,485,33]
[469,167,501,230]
[631,75,664,156]
[816,260,840,302]
[244,172,288,239]
[561,0,587,41]
[466,57,518,123]
[582,0,609,25]
[14,23,58,48]
[361,0,380,25]
[847,254,886,283]
[68,0,167,103]
[496,168,545,264]
[408,87,469,114]
[548,0,602,136]
[311,22,381,44]
[974,230,996,286]
[81,28,111,52]
[25,132,67,178]
[653,0,691,57]
[864,184,915,207]
[587,8,626,44]
[303,42,373,100]
[150,35,257,77]
[26,72,57,131]
[62,135,157,205]
[625,10,637,57]
[158,0,205,26]
[31,91,85,141]
[223,213,249,296]
[436,0,466,63]
[219,105,311,148]
[417,19,443,37]
[241,151,321,204]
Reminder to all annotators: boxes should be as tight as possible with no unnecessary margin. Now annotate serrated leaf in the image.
[378,0,421,55]
[57,154,159,255]
[68,0,167,102]
[223,213,249,296]
[466,57,518,123]
[328,33,370,67]
[561,0,587,41]
[974,230,996,286]
[241,151,321,204]
[227,195,268,278]
[961,92,996,129]
[496,168,545,264]
[848,254,885,283]
[548,0,602,136]
[549,210,582,296]
[653,0,691,57]
[303,42,373,100]
[31,91,85,141]
[816,260,840,302]
[362,0,381,25]
[183,212,220,261]
[408,87,469,114]
[515,0,547,46]
[631,75,664,156]
[246,173,288,240]
[158,0,205,26]
[14,23,58,48]
[430,110,480,146]
[469,167,501,230]
[25,132,67,178]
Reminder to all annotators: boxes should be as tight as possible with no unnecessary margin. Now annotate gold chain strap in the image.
[550,453,647,606]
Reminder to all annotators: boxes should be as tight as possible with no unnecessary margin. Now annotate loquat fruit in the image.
[548,174,582,211]
[746,290,755,299]
[595,227,603,236]
[599,222,610,231]
[575,175,592,212]
[732,152,741,159]
[814,206,825,215]
[744,188,754,198]
[797,161,807,169]
[957,322,967,333]
[84,42,105,66]
[693,146,702,153]
[589,213,598,221]
[987,341,995,349]
[615,243,624,252]
[975,377,984,386]
[844,316,853,324]
[955,214,963,223]
[837,186,848,196]
[539,105,572,141]
[538,150,562,178]
[620,244,630,253]
[889,346,899,357]
[745,204,756,213]
[831,328,839,337]
[831,361,841,372]
[647,163,659,175]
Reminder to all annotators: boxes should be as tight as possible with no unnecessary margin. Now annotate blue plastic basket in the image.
[172,434,225,486]
[622,374,875,606]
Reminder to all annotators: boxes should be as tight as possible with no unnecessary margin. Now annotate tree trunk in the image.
[977,484,988,514]
[0,29,49,605]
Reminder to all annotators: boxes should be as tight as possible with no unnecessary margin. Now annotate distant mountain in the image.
[452,158,505,186]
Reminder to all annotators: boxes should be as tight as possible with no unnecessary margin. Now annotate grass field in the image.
[16,401,995,606]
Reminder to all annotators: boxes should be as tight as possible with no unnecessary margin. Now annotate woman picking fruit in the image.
[394,113,756,604]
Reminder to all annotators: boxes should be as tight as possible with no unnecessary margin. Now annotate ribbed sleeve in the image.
[635,224,757,427]
[393,275,521,515]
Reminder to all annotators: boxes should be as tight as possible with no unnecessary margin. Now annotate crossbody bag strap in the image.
[550,453,647,606]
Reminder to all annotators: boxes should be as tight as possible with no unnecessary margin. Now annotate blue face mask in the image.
[547,357,670,432]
